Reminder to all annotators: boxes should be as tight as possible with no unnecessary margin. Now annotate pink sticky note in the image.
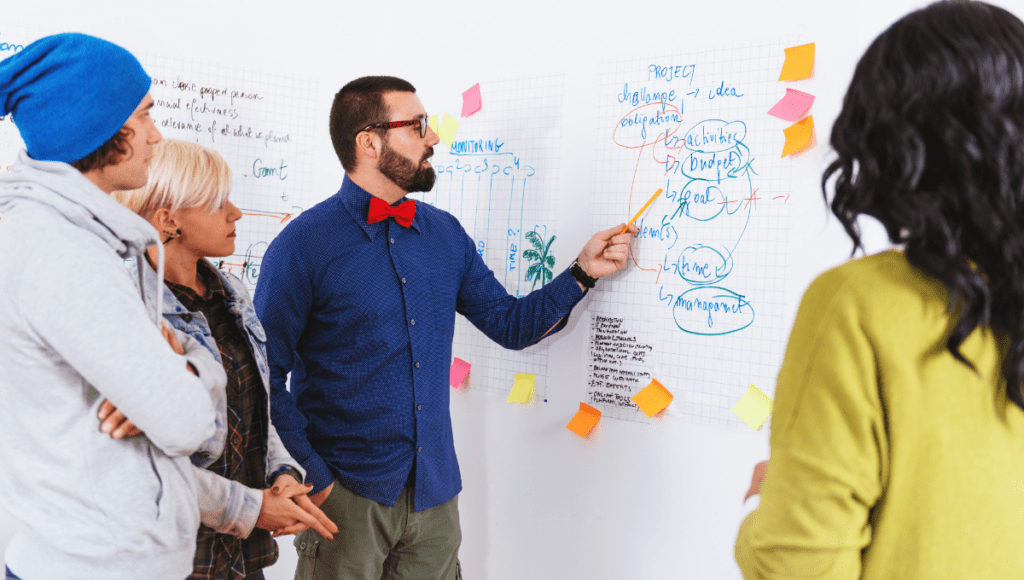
[450,357,471,388]
[461,83,482,117]
[768,88,815,122]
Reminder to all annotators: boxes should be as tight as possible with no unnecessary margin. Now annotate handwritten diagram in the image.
[0,26,319,293]
[139,53,319,290]
[589,43,799,428]
[415,75,565,398]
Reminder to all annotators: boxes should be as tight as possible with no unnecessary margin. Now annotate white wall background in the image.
[2,1,1019,578]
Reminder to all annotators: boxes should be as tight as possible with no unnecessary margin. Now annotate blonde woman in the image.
[112,139,337,580]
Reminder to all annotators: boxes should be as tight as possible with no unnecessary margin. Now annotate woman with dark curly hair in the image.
[735,1,1024,578]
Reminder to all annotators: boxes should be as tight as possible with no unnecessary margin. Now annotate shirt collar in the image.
[339,175,422,241]
[164,258,228,309]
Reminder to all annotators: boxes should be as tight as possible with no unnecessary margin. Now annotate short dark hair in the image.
[329,76,416,172]
[70,126,133,172]
[823,0,1024,409]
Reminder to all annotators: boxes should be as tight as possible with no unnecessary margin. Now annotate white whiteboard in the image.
[4,1,1018,579]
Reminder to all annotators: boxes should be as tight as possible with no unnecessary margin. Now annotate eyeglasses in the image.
[359,115,430,138]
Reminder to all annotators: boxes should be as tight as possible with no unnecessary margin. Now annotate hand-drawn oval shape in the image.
[676,245,732,285]
[613,103,682,149]
[679,181,725,221]
[680,144,751,183]
[672,286,754,335]
[683,119,747,153]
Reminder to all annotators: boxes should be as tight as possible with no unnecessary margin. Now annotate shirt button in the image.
[414,361,420,369]
[417,404,423,411]
[402,277,407,284]
[410,319,416,326]
[417,446,423,453]
[181,313,193,323]
[390,237,395,244]
[231,435,241,445]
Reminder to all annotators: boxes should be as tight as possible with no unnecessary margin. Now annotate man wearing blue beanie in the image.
[0,34,228,580]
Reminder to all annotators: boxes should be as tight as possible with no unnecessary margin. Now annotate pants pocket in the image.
[294,530,321,580]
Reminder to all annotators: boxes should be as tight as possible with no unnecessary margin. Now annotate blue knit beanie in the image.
[0,33,151,163]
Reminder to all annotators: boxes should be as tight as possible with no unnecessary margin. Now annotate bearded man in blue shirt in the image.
[255,76,637,580]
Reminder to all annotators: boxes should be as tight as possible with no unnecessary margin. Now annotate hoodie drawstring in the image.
[134,245,165,328]
[154,243,165,328]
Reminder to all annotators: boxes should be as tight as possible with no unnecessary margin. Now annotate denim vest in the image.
[130,257,295,475]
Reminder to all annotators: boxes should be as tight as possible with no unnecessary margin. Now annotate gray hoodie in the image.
[0,151,227,580]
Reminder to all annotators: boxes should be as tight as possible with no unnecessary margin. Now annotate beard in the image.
[379,141,436,193]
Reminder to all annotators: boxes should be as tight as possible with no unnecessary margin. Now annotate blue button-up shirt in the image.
[255,176,585,511]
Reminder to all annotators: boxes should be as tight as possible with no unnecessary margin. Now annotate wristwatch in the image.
[570,259,598,289]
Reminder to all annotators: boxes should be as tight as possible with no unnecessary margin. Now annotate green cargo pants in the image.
[294,482,461,580]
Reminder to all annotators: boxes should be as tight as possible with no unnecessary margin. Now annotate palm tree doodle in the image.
[523,230,556,290]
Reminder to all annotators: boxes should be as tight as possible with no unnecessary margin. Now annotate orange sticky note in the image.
[782,116,814,157]
[779,43,815,81]
[450,357,471,388]
[631,378,674,417]
[566,402,602,437]
[731,383,774,430]
[506,373,535,403]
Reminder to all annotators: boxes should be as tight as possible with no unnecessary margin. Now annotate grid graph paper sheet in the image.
[412,75,565,399]
[139,53,319,293]
[589,41,798,428]
[0,28,318,296]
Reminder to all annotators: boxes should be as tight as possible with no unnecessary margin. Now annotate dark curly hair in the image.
[329,76,416,172]
[823,0,1024,410]
[70,126,134,173]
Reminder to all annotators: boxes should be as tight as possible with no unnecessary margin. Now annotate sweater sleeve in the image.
[193,467,263,538]
[735,269,887,580]
[175,329,228,463]
[20,243,223,457]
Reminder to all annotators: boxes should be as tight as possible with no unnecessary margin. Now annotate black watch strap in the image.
[570,259,597,289]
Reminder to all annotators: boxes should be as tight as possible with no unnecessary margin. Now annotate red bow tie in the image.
[367,197,416,228]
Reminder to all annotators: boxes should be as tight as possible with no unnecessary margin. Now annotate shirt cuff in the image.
[268,466,304,487]
[302,454,336,495]
[549,267,586,305]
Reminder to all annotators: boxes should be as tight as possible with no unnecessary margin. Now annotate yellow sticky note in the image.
[631,378,674,417]
[782,116,814,157]
[507,373,535,403]
[437,112,460,147]
[731,383,774,430]
[566,402,602,437]
[779,42,815,81]
[428,114,439,135]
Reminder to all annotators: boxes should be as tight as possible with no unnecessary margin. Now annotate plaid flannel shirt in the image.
[167,260,274,580]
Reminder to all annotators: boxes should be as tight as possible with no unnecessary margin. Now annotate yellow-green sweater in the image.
[736,251,1024,579]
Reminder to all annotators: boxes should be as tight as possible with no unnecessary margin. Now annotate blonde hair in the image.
[114,139,232,219]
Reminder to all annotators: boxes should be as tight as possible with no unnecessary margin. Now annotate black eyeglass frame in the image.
[358,115,429,138]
